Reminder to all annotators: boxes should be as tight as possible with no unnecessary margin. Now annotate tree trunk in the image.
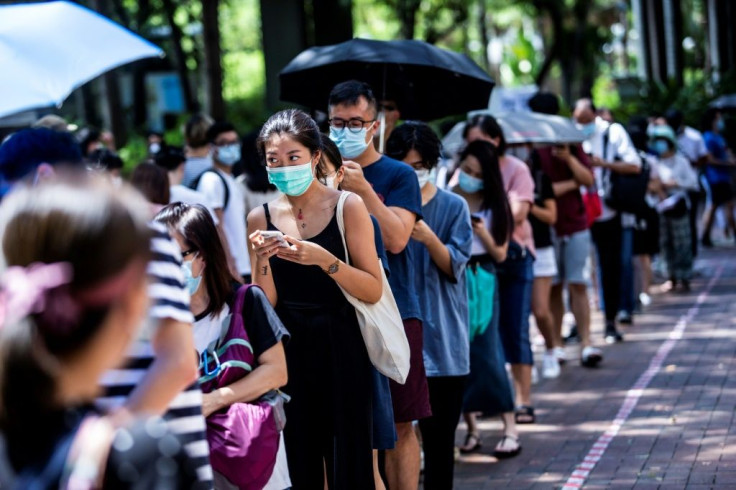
[162,0,198,112]
[202,0,226,120]
[534,1,563,88]
[396,0,420,39]
[312,0,353,46]
[478,0,490,72]
[91,0,128,146]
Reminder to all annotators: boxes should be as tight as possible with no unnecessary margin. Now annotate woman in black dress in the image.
[248,109,382,489]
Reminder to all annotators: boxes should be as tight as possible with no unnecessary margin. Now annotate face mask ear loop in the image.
[379,112,386,153]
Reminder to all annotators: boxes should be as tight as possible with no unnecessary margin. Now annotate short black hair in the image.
[154,146,186,172]
[664,109,684,131]
[86,148,123,171]
[528,92,560,115]
[385,121,441,170]
[206,121,237,144]
[328,80,378,117]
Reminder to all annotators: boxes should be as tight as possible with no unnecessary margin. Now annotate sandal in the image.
[459,432,482,454]
[515,405,535,424]
[493,434,522,459]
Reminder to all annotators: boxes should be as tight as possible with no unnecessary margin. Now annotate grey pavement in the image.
[448,247,736,489]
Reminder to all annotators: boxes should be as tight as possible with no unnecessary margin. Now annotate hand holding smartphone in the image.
[259,230,291,248]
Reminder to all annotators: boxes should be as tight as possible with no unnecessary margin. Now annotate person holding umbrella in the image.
[328,80,430,490]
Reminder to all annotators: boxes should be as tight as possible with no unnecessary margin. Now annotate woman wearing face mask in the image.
[648,125,699,292]
[385,122,473,487]
[463,115,537,426]
[452,140,521,458]
[155,202,291,489]
[248,109,383,489]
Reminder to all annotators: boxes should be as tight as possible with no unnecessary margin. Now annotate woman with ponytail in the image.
[0,178,197,488]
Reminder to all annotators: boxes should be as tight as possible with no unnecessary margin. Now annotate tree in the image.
[202,0,225,120]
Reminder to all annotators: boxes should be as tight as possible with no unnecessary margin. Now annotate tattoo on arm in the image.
[261,265,269,276]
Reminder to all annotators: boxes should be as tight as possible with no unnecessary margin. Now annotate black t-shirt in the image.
[195,284,289,360]
[529,158,555,249]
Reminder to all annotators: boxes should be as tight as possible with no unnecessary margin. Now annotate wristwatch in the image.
[324,259,340,275]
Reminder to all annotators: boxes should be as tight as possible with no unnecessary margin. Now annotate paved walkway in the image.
[451,247,736,489]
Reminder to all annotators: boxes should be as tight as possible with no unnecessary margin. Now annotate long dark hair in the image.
[460,140,512,245]
[257,109,321,163]
[155,203,233,317]
[463,114,507,155]
[385,121,441,169]
[0,177,151,470]
[319,133,342,182]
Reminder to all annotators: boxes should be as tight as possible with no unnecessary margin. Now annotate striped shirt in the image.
[97,222,213,488]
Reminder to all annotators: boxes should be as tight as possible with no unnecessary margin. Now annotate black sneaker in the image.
[564,325,580,345]
[701,236,713,248]
[604,323,623,344]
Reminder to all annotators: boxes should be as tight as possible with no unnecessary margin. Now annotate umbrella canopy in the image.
[710,94,736,110]
[279,38,494,121]
[441,111,585,157]
[0,1,163,118]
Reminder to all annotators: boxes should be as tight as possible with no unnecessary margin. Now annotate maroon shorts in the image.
[389,318,432,423]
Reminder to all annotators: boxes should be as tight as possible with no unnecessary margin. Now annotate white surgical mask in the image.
[216,144,241,166]
[415,167,436,189]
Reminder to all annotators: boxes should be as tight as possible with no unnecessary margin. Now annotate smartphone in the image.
[259,230,290,247]
[471,213,483,223]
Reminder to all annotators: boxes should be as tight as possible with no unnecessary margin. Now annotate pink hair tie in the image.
[0,262,74,328]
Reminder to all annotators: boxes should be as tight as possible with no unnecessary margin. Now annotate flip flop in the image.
[515,405,535,424]
[493,434,522,459]
[459,432,482,454]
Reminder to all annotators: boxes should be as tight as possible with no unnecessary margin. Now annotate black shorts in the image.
[710,181,735,206]
[634,206,660,256]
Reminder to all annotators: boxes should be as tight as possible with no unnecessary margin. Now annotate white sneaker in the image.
[542,351,561,378]
[581,345,603,367]
[639,292,652,307]
[554,346,567,364]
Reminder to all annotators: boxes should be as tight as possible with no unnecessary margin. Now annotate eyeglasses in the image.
[328,117,376,133]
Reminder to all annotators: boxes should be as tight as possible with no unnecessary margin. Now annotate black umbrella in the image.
[279,38,495,121]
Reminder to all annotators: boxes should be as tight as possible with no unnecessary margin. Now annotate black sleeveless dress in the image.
[264,204,374,489]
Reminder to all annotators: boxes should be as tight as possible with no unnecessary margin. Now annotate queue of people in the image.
[0,79,733,490]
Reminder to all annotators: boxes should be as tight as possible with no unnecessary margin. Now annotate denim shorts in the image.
[552,229,592,285]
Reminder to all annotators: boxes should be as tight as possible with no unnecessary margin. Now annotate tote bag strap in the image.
[336,191,352,265]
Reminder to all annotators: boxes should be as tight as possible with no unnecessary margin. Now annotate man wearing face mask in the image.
[328,80,429,490]
[573,98,641,344]
[194,122,249,282]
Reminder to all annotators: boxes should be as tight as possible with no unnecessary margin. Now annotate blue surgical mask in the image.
[651,140,670,156]
[458,170,484,193]
[266,160,314,196]
[329,126,371,159]
[181,258,202,296]
[578,122,596,138]
[216,144,241,166]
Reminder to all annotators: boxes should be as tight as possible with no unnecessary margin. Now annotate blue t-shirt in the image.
[410,189,472,376]
[703,131,732,184]
[362,156,423,321]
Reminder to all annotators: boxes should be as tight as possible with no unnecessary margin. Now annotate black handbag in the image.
[601,127,650,215]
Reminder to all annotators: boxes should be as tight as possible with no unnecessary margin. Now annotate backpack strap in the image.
[192,168,230,209]
[335,191,352,265]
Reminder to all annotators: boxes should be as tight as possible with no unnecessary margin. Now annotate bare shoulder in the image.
[342,191,369,216]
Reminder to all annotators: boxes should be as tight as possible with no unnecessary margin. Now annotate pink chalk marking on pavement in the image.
[560,264,725,490]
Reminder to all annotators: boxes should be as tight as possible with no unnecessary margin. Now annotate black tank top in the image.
[264,203,349,309]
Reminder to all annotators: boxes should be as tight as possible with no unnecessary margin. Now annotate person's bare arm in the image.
[247,206,278,306]
[510,199,531,227]
[202,342,287,417]
[412,220,453,278]
[124,319,198,415]
[553,146,594,187]
[340,161,415,254]
[552,179,579,197]
[530,198,557,225]
[473,217,508,263]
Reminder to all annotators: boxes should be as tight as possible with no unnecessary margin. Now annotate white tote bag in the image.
[335,191,410,384]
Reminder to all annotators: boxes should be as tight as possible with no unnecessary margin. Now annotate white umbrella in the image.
[0,0,163,118]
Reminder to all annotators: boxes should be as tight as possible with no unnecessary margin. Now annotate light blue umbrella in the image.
[0,1,163,118]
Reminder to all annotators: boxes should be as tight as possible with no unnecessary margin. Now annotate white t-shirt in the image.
[655,153,699,193]
[170,184,219,225]
[582,117,642,222]
[197,169,250,276]
[677,126,708,165]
